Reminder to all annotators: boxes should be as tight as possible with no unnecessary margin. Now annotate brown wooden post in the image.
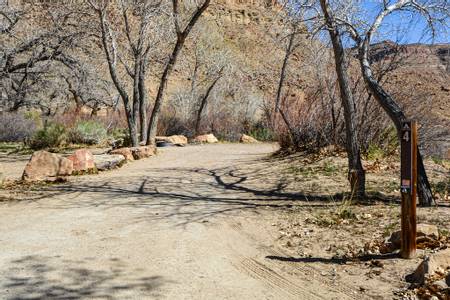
[400,120,417,259]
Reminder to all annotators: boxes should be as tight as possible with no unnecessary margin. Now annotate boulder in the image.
[407,248,450,284]
[240,134,259,143]
[67,149,96,173]
[94,154,126,171]
[156,135,188,146]
[446,272,450,286]
[388,224,440,248]
[193,134,219,144]
[110,147,134,161]
[130,146,156,160]
[22,151,73,181]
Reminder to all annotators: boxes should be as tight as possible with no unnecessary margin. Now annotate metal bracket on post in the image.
[400,120,417,259]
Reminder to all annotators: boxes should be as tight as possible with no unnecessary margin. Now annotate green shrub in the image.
[109,128,131,148]
[28,122,67,150]
[246,121,274,142]
[69,120,108,145]
[366,144,385,161]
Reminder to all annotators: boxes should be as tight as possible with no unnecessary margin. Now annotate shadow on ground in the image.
[3,158,398,226]
[1,255,165,299]
[265,253,399,265]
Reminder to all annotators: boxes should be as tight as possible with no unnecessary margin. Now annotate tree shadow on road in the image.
[1,255,166,300]
[1,161,390,227]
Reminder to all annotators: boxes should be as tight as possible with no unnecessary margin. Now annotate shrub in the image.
[69,120,108,145]
[0,112,38,142]
[28,122,67,150]
[109,128,131,148]
[247,121,274,142]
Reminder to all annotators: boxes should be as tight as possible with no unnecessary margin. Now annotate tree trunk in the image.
[195,74,221,136]
[273,31,301,147]
[146,40,182,145]
[146,0,210,146]
[358,46,433,206]
[320,0,365,200]
[138,62,148,143]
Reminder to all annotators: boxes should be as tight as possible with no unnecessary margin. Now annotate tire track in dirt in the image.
[237,256,321,299]
[222,220,359,299]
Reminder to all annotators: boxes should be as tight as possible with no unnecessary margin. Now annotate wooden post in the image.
[400,120,417,259]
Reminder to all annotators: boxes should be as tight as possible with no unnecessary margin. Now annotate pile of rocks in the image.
[21,145,156,182]
[407,248,450,298]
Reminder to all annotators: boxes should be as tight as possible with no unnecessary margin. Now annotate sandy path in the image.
[0,144,354,299]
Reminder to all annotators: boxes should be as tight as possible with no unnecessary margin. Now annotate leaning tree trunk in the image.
[146,40,182,146]
[274,32,301,147]
[195,74,221,136]
[138,62,148,143]
[146,0,210,146]
[358,48,433,206]
[320,0,366,199]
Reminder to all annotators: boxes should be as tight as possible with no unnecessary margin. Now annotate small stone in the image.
[433,279,448,290]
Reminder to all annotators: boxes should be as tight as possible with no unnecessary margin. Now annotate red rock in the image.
[156,135,188,146]
[130,146,156,160]
[22,151,73,181]
[240,134,259,143]
[110,148,134,161]
[67,149,96,173]
[193,134,219,144]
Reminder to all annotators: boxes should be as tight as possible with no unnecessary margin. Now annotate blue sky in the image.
[361,1,449,44]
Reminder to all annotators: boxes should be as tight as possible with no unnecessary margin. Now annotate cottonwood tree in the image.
[273,21,306,145]
[88,0,167,146]
[146,0,211,145]
[0,2,86,112]
[334,0,449,205]
[318,0,366,199]
[182,21,229,136]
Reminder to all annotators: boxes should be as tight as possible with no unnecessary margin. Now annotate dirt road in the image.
[0,144,356,299]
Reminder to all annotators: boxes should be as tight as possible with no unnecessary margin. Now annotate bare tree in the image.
[87,0,163,146]
[318,0,366,199]
[274,23,304,145]
[0,2,89,112]
[336,0,449,205]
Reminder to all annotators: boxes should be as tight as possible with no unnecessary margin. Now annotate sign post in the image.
[400,120,417,259]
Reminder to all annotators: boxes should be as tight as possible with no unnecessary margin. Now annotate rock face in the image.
[193,134,219,144]
[240,134,259,143]
[67,149,96,173]
[388,224,440,249]
[94,154,125,171]
[130,146,156,160]
[408,248,450,284]
[22,151,73,181]
[110,148,134,161]
[156,135,188,146]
